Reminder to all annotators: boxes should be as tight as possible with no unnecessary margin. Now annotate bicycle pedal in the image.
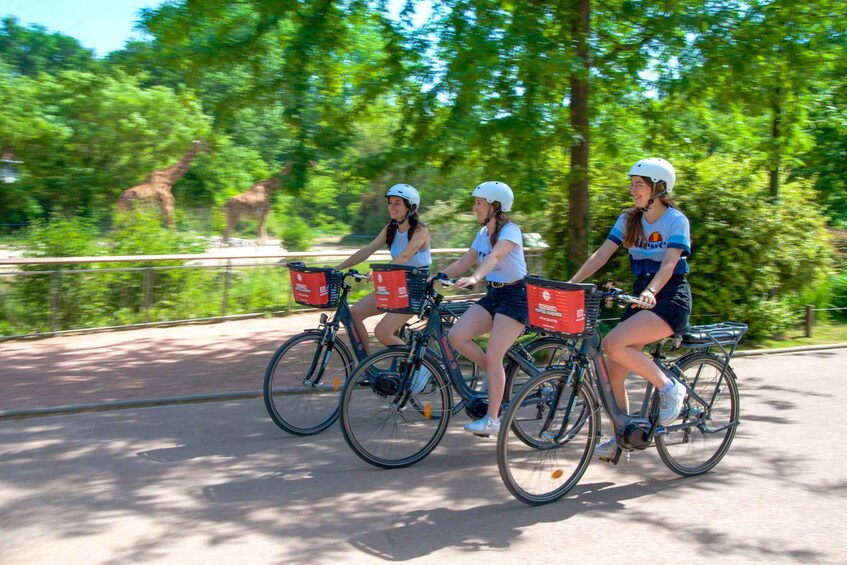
[473,433,491,438]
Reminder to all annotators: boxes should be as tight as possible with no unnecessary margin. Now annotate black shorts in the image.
[620,274,692,335]
[476,281,529,325]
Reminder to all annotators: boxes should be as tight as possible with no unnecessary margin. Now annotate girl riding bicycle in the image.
[568,158,691,459]
[438,181,528,436]
[336,184,431,354]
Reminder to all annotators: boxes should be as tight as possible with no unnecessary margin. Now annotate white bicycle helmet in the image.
[628,158,676,193]
[385,183,420,209]
[472,181,514,212]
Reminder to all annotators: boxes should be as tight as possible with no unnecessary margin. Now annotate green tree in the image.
[0,17,97,76]
[663,0,845,199]
[3,69,211,219]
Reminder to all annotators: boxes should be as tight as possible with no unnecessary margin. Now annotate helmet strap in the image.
[481,205,501,227]
[638,189,667,212]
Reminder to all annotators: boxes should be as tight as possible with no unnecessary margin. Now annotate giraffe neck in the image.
[164,144,202,184]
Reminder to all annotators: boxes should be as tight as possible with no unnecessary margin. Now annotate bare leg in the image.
[483,314,526,419]
[374,312,413,347]
[602,310,674,390]
[349,292,381,355]
[447,305,493,371]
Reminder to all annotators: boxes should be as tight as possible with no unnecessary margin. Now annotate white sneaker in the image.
[463,415,500,435]
[658,380,686,426]
[410,366,431,395]
[594,437,629,462]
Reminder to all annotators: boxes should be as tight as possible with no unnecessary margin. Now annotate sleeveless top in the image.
[390,228,431,268]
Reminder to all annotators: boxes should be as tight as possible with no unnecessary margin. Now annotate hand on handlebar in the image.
[453,275,478,289]
[428,272,457,287]
[633,288,656,309]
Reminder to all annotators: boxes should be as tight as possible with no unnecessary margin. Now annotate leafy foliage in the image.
[0,1,844,341]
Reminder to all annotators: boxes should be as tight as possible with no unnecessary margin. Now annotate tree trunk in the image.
[567,0,591,273]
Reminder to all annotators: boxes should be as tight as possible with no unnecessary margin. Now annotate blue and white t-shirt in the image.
[607,208,691,275]
[471,222,527,283]
[390,228,431,268]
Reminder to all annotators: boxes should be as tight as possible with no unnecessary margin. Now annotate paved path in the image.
[0,313,387,413]
[1,338,845,564]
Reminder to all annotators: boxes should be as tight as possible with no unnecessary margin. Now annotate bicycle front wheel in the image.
[655,352,740,476]
[340,348,452,468]
[497,369,598,505]
[263,332,353,436]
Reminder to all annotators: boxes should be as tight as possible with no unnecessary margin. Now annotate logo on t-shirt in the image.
[648,232,663,243]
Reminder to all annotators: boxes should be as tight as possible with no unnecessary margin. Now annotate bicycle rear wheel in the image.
[340,348,452,468]
[655,352,740,476]
[263,332,353,436]
[497,369,598,505]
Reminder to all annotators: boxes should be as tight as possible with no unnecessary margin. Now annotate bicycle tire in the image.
[263,332,353,436]
[655,351,740,476]
[504,337,576,430]
[340,347,452,468]
[497,369,598,505]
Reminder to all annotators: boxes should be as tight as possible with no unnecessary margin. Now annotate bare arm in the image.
[438,247,478,279]
[454,239,517,289]
[336,226,388,270]
[633,248,684,309]
[392,225,430,265]
[568,239,619,283]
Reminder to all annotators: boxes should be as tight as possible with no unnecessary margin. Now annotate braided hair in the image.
[386,201,425,247]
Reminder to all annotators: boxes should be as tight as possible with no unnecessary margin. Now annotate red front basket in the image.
[290,270,331,307]
[373,269,411,310]
[527,283,586,335]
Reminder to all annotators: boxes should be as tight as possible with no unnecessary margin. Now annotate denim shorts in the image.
[476,281,529,325]
[620,274,692,335]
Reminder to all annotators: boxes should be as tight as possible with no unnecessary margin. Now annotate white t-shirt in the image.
[471,222,527,283]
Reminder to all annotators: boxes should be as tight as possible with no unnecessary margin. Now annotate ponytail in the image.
[488,203,512,247]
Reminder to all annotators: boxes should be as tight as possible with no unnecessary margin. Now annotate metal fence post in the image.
[805,305,814,338]
[221,260,231,317]
[143,267,153,323]
[49,269,61,333]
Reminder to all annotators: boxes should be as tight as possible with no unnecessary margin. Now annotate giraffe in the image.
[116,140,207,226]
[223,164,293,245]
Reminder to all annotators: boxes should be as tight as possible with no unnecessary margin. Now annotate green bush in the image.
[548,157,834,341]
[281,216,313,251]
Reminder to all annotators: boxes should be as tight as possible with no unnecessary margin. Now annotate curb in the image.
[0,391,262,420]
[3,343,847,420]
[733,342,847,357]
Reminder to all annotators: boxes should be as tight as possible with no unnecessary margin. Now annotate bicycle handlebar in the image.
[341,269,368,283]
[601,286,652,308]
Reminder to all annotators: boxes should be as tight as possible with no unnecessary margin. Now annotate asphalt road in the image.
[1,349,846,564]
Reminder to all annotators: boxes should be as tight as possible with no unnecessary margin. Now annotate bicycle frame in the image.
[575,319,746,456]
[399,284,570,417]
[298,273,371,388]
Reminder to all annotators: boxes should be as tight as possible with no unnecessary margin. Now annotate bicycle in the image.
[263,262,473,436]
[338,269,575,469]
[497,277,748,505]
